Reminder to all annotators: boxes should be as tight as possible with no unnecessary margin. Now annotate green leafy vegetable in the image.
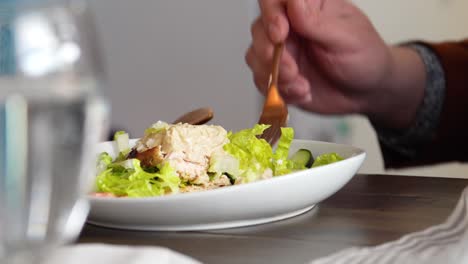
[96,159,180,197]
[273,127,295,175]
[144,121,169,136]
[312,153,344,168]
[96,152,113,174]
[222,124,296,183]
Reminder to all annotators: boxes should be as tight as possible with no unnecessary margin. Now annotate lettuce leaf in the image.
[144,121,169,136]
[273,127,295,175]
[223,124,296,183]
[96,159,180,197]
[312,153,344,168]
[96,152,113,174]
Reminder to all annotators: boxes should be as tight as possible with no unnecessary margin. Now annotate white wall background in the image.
[89,0,468,177]
[354,0,468,43]
[89,0,260,138]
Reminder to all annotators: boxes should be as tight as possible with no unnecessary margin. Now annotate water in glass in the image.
[0,1,108,263]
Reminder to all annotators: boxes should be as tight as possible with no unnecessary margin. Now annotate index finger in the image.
[258,0,290,43]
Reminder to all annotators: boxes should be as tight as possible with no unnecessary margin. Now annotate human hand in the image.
[246,0,426,129]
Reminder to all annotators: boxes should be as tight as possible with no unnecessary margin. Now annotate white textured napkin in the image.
[309,186,468,264]
[46,244,201,264]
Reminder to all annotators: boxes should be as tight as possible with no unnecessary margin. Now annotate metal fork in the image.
[257,43,288,145]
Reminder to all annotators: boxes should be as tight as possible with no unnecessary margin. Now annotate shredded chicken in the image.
[180,175,232,193]
[133,123,231,189]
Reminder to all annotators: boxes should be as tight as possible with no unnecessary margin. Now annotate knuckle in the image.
[250,18,261,36]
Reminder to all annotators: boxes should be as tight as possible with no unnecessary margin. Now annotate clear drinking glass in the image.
[0,0,108,263]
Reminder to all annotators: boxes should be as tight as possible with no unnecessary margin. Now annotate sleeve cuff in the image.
[373,43,446,159]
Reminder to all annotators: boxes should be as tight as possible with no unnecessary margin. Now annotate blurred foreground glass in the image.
[0,0,108,263]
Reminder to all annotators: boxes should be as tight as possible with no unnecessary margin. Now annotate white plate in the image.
[87,139,366,231]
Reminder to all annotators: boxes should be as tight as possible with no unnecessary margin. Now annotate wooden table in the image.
[78,174,468,264]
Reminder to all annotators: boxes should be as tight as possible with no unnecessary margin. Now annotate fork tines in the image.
[257,85,288,145]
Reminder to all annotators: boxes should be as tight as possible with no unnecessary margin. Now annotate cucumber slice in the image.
[290,149,314,168]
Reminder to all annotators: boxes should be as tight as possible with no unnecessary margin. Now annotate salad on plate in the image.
[93,122,343,198]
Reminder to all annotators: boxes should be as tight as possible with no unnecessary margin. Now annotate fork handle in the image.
[269,43,284,88]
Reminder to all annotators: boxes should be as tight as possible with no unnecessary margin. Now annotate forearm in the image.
[372,44,446,167]
[364,46,427,130]
[377,40,468,168]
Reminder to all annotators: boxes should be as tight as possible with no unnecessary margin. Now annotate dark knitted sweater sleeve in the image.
[373,40,468,168]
